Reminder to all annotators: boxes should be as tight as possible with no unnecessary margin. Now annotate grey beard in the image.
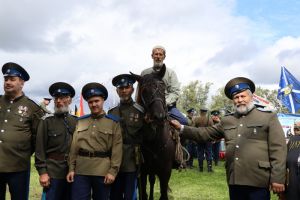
[54,105,70,114]
[234,101,255,115]
[153,62,164,71]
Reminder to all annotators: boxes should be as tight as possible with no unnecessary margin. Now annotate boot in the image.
[199,166,203,172]
[207,161,213,172]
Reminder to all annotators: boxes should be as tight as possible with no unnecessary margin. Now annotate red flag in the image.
[76,95,85,117]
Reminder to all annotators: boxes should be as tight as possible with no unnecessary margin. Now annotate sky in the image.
[1,0,300,111]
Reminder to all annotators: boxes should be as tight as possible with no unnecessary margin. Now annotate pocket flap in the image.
[224,125,237,130]
[247,123,263,128]
[48,131,62,137]
[258,161,271,169]
[98,128,113,135]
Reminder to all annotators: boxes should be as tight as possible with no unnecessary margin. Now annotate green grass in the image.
[5,158,278,199]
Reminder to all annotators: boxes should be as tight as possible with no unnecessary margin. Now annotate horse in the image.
[131,66,176,200]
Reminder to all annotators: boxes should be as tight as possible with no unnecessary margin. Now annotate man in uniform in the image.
[139,45,187,125]
[35,82,77,200]
[40,97,52,114]
[185,108,197,168]
[210,110,221,166]
[0,62,44,200]
[66,82,122,200]
[109,74,144,200]
[194,107,214,172]
[171,77,287,200]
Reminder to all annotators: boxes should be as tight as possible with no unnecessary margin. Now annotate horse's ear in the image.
[157,64,166,79]
[130,72,141,82]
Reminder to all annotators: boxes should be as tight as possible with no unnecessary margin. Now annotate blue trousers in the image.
[72,175,110,200]
[168,107,188,125]
[186,141,197,167]
[212,141,220,164]
[42,178,71,200]
[110,171,137,200]
[197,142,212,168]
[0,170,30,200]
[229,185,270,200]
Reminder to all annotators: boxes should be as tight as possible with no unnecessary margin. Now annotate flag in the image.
[75,95,85,117]
[277,66,300,113]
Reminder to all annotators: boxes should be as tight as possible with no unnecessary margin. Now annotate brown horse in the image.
[131,66,176,200]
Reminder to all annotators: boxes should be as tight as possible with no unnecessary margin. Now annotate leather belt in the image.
[78,148,111,158]
[47,153,68,161]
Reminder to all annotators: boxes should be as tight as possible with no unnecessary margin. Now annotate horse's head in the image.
[131,66,167,122]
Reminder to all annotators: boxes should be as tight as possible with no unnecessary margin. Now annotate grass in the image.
[5,158,278,199]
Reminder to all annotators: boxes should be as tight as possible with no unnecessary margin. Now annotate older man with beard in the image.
[139,45,188,125]
[171,77,287,200]
[35,82,77,200]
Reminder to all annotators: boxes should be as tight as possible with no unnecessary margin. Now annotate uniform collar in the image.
[91,112,106,119]
[120,98,134,106]
[4,93,25,103]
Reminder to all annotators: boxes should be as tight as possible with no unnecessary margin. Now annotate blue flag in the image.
[277,66,300,113]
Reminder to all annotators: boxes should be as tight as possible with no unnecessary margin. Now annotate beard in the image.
[120,95,131,103]
[153,61,164,71]
[54,105,69,114]
[234,101,255,115]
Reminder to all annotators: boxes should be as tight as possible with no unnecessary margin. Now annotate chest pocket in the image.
[246,123,266,140]
[13,113,30,128]
[224,125,237,141]
[95,127,113,151]
[47,130,64,148]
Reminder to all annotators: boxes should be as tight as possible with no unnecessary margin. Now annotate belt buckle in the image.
[88,151,94,157]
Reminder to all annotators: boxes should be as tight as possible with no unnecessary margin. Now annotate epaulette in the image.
[108,105,119,113]
[78,114,91,120]
[105,114,120,122]
[25,96,41,107]
[69,114,78,119]
[133,103,145,113]
[41,113,54,120]
[256,107,272,113]
[225,112,234,116]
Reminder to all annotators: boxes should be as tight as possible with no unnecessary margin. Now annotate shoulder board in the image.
[41,113,54,120]
[256,107,272,113]
[69,114,78,119]
[105,114,120,122]
[133,103,145,113]
[25,96,40,107]
[78,114,91,120]
[108,105,119,113]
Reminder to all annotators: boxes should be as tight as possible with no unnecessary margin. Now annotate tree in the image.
[210,87,233,114]
[177,80,212,114]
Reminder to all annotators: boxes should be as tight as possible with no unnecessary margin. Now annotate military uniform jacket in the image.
[68,113,122,177]
[141,65,180,106]
[183,108,287,188]
[108,100,144,172]
[0,94,43,172]
[35,113,77,179]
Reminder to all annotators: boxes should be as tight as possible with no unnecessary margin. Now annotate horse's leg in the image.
[140,169,148,200]
[149,174,155,200]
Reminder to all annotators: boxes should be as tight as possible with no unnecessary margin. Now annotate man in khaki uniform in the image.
[0,62,44,200]
[66,82,122,200]
[109,74,144,200]
[171,77,287,200]
[35,82,77,200]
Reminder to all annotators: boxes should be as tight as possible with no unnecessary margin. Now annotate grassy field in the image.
[6,158,278,199]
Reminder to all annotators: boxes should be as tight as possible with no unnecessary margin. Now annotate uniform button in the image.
[238,134,241,137]
[235,157,239,161]
[240,124,243,127]
[236,145,239,148]
[92,132,94,134]
[10,101,13,104]
[0,140,2,143]
[7,109,10,112]
[1,130,4,133]
[4,120,7,123]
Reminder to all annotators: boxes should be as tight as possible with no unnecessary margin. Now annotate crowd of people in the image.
[0,45,299,200]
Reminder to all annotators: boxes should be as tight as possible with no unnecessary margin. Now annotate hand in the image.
[170,119,181,130]
[39,173,50,188]
[66,171,75,183]
[270,182,285,193]
[104,173,115,185]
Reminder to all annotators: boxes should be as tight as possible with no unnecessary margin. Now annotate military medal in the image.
[253,128,257,134]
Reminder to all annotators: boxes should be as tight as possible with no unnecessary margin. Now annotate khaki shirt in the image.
[35,113,77,179]
[108,100,144,172]
[141,65,180,106]
[0,95,44,172]
[68,113,122,177]
[183,108,287,188]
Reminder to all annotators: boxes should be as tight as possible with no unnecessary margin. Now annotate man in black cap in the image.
[40,97,52,114]
[35,82,77,200]
[109,74,144,200]
[194,107,214,172]
[171,77,287,200]
[0,62,44,200]
[210,110,221,166]
[66,82,122,200]
[185,108,197,168]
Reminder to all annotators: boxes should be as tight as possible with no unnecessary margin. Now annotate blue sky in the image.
[0,0,300,111]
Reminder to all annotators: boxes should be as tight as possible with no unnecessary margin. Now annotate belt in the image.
[47,153,68,161]
[78,148,111,158]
